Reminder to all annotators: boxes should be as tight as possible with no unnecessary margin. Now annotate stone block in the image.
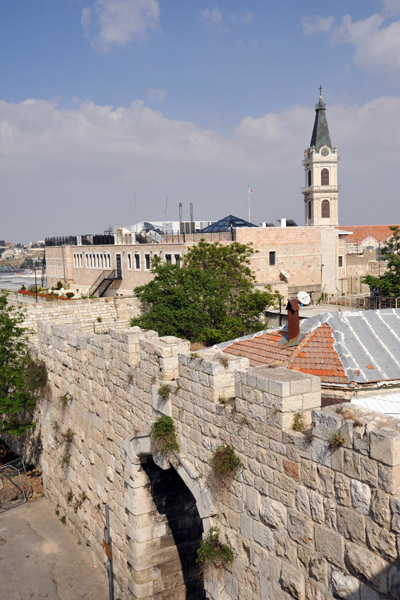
[240,514,253,540]
[315,524,344,567]
[337,506,365,543]
[280,562,305,600]
[259,497,287,530]
[366,520,397,561]
[253,521,274,550]
[379,463,400,495]
[312,410,343,440]
[309,491,324,523]
[350,479,371,515]
[345,542,389,594]
[151,384,172,417]
[302,391,321,411]
[288,511,314,548]
[295,487,310,515]
[309,556,328,586]
[370,429,400,466]
[330,570,360,599]
[390,497,400,533]
[370,489,390,527]
[311,438,331,467]
[335,472,351,506]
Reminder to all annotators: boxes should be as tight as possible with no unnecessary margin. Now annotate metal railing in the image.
[322,294,400,310]
[88,270,115,297]
[0,458,31,513]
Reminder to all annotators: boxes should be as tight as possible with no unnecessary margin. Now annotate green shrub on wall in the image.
[196,527,234,569]
[210,445,243,486]
[150,415,180,454]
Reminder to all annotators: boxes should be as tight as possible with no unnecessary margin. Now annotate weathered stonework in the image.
[22,321,400,599]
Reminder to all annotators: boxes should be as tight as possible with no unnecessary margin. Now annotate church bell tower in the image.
[303,90,339,226]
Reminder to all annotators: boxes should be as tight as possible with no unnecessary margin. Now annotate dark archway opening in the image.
[141,457,206,600]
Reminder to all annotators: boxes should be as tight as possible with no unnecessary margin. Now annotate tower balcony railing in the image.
[301,185,340,194]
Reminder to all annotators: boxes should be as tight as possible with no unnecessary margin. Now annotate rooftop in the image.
[337,225,399,244]
[222,309,400,388]
[199,214,257,233]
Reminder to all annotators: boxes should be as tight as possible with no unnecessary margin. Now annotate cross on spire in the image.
[319,85,323,97]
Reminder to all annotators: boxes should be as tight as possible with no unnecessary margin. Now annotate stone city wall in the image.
[29,321,400,599]
[6,294,141,334]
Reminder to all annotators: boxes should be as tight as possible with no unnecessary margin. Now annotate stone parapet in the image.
[18,322,400,600]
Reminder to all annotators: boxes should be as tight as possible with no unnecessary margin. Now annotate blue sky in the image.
[1,0,400,241]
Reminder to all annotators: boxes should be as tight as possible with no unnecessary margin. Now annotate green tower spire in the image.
[310,93,333,152]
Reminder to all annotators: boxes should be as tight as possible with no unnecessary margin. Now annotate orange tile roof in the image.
[337,225,399,244]
[224,323,348,385]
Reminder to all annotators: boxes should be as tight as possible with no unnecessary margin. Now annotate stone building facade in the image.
[24,320,400,599]
[45,225,348,300]
[44,94,349,300]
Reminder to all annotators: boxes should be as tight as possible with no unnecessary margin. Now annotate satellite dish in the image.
[297,291,311,306]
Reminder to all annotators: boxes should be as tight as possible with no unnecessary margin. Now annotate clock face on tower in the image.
[321,147,329,156]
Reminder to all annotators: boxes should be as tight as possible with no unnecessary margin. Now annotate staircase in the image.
[89,270,121,297]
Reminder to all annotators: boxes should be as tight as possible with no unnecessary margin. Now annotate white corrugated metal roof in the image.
[352,393,400,416]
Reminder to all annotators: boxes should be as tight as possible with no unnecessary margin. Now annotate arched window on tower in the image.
[321,199,330,218]
[308,201,312,220]
[308,170,312,186]
[321,168,329,186]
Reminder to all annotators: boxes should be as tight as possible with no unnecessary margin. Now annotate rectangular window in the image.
[135,254,140,270]
[127,253,132,269]
[165,254,172,264]
[145,254,150,270]
[338,256,343,268]
[269,251,276,266]
[175,254,181,267]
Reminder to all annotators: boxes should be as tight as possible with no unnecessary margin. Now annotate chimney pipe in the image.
[280,218,287,228]
[282,299,300,347]
[179,202,183,234]
[190,202,194,233]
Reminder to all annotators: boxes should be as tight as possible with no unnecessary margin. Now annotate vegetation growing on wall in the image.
[150,415,180,454]
[131,240,281,345]
[0,292,47,436]
[210,445,243,486]
[158,384,171,399]
[196,526,234,569]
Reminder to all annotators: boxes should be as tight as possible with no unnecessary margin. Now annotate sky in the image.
[1,0,400,242]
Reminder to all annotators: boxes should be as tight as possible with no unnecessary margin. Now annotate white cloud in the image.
[2,96,400,242]
[82,0,160,51]
[302,4,400,77]
[300,15,334,35]
[230,11,254,24]
[201,7,222,26]
[382,0,400,16]
[147,88,166,102]
[334,12,400,74]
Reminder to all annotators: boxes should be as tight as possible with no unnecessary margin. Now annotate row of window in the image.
[73,252,182,271]
[307,168,330,187]
[307,199,330,220]
[73,253,111,269]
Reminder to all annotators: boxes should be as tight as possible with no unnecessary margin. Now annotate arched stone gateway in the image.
[124,434,214,599]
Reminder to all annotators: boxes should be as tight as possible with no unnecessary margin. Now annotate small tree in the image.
[0,292,47,436]
[363,226,400,296]
[131,240,280,345]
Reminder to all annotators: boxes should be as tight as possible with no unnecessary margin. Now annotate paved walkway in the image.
[0,497,108,600]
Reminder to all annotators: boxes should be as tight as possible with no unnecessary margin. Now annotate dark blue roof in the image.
[200,215,258,233]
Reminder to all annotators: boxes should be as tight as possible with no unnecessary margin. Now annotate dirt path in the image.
[0,497,108,600]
